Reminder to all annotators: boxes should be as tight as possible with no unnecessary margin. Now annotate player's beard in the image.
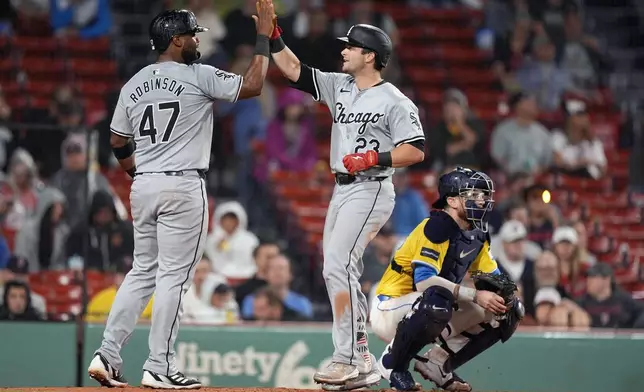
[181,46,200,65]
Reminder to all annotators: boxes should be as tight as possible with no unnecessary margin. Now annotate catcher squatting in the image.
[325,167,526,392]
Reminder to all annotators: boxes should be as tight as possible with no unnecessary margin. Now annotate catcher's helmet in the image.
[149,9,209,53]
[337,24,393,68]
[432,167,495,232]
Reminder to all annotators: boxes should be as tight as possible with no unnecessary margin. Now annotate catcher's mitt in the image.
[470,270,518,305]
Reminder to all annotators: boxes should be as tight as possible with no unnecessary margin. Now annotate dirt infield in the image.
[0,389,412,392]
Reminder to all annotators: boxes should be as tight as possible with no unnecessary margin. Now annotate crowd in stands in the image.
[0,0,643,330]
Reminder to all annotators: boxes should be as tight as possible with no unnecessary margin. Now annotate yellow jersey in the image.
[376,211,498,298]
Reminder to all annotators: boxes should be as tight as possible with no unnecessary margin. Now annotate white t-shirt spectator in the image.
[551,129,607,178]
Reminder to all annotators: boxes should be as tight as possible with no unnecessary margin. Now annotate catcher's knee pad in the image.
[385,286,454,371]
[443,297,525,373]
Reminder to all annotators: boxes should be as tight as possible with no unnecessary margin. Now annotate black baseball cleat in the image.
[141,369,202,389]
[87,353,128,388]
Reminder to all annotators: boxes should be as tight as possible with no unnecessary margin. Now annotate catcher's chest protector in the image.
[438,229,488,283]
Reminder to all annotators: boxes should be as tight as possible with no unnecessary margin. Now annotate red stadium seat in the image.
[11,36,58,55]
[19,57,66,77]
[25,81,58,97]
[60,37,111,56]
[69,59,118,78]
[556,175,612,193]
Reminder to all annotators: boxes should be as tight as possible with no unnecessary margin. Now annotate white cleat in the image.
[87,353,128,388]
[314,362,360,385]
[413,350,472,392]
[141,369,202,389]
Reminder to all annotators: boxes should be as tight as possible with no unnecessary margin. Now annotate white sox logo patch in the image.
[409,112,421,130]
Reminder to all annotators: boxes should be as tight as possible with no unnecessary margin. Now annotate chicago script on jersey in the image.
[334,102,384,135]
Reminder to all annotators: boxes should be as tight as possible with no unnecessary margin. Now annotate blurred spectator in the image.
[85,262,153,322]
[290,7,340,72]
[533,250,590,326]
[50,133,113,228]
[0,149,41,234]
[571,219,597,265]
[183,257,227,322]
[65,190,134,272]
[0,255,46,317]
[254,89,317,184]
[361,226,398,296]
[215,55,268,206]
[248,286,308,321]
[0,280,43,321]
[7,0,49,35]
[491,92,552,176]
[552,226,588,297]
[14,188,68,271]
[528,0,580,52]
[429,89,486,172]
[0,85,13,170]
[204,201,259,280]
[334,0,399,47]
[523,184,559,248]
[0,234,8,269]
[15,86,82,178]
[197,283,240,324]
[220,0,258,58]
[515,33,572,111]
[50,0,112,39]
[186,0,228,68]
[235,242,281,306]
[496,201,542,260]
[495,172,533,214]
[491,0,534,91]
[576,263,644,328]
[388,169,428,238]
[492,220,537,316]
[280,0,326,41]
[560,11,610,94]
[551,99,606,179]
[242,254,313,320]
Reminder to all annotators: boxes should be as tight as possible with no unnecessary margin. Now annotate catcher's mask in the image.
[459,171,495,232]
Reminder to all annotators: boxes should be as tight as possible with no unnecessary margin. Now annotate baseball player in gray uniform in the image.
[86,4,276,390]
[267,22,426,390]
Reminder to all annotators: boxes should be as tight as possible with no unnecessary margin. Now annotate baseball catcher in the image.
[370,167,525,391]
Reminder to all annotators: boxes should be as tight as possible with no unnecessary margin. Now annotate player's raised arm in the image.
[235,0,275,99]
[264,18,340,104]
[110,92,136,178]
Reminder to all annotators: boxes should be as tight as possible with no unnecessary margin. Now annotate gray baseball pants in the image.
[96,171,208,376]
[322,178,395,371]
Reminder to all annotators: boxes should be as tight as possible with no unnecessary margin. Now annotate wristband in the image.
[254,34,270,58]
[270,36,286,53]
[377,151,392,167]
[112,139,135,160]
[455,285,476,302]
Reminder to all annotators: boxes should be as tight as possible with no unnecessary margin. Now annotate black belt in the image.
[334,173,387,185]
[135,169,206,179]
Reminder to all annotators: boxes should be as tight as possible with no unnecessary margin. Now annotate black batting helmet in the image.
[149,9,208,53]
[337,24,393,68]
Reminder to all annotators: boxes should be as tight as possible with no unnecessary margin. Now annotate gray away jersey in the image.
[311,68,425,177]
[110,62,243,173]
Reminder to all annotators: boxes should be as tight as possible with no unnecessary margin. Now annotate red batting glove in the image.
[342,150,379,174]
[271,24,283,40]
